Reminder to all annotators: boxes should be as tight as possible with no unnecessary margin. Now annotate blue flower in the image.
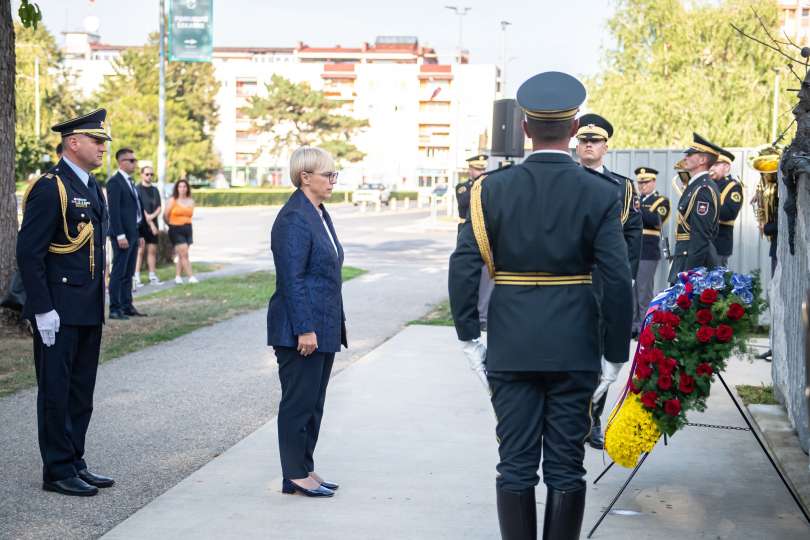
[737,289,754,305]
[731,273,753,291]
[707,270,727,290]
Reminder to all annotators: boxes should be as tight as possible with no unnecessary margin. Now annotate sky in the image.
[25,0,616,97]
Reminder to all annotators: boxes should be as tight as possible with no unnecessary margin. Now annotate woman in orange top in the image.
[163,179,197,284]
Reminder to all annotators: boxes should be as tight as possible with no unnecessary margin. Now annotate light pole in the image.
[158,0,167,198]
[499,21,511,98]
[771,68,780,143]
[445,5,471,64]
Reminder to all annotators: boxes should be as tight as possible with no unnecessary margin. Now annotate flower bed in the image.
[604,267,764,468]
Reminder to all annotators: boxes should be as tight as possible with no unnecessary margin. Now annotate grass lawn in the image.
[737,384,778,406]
[137,261,219,284]
[0,266,365,397]
[409,299,454,327]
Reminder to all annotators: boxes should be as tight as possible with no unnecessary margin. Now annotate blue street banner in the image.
[168,0,213,62]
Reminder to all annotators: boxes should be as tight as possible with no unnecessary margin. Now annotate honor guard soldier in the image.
[632,167,670,335]
[449,72,633,540]
[16,109,116,497]
[708,146,743,267]
[574,113,642,450]
[668,133,723,283]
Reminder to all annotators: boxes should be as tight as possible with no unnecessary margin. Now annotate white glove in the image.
[461,338,488,390]
[35,309,60,347]
[592,357,623,402]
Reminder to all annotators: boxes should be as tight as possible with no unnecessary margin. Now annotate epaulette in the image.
[582,166,619,184]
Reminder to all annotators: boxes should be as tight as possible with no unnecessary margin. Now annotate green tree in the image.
[91,34,220,182]
[586,0,788,148]
[246,74,368,163]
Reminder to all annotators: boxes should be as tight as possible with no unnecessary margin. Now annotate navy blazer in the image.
[17,160,109,325]
[106,171,140,240]
[267,189,347,353]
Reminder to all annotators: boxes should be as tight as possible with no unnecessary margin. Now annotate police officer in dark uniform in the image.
[708,147,743,267]
[16,109,115,497]
[668,133,723,283]
[574,113,642,450]
[449,72,633,540]
[456,154,489,226]
[633,167,670,334]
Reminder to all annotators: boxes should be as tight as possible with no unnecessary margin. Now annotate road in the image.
[0,205,457,539]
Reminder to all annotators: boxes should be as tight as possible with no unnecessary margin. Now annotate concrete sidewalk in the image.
[102,325,809,539]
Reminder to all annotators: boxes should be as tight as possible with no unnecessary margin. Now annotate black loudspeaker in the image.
[490,99,525,158]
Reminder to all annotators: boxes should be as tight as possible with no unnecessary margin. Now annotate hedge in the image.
[194,189,420,207]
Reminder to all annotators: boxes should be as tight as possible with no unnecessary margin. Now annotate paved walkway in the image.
[103,326,809,540]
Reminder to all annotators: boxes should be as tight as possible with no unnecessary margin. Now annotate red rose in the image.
[652,310,667,324]
[727,303,745,321]
[679,373,695,394]
[699,288,718,304]
[696,309,713,325]
[696,362,713,377]
[657,356,677,374]
[629,379,642,394]
[658,373,673,390]
[641,391,658,409]
[651,348,665,363]
[676,294,692,310]
[664,398,682,416]
[696,325,715,343]
[716,324,734,343]
[665,312,681,327]
[637,349,654,366]
[685,283,694,294]
[636,362,653,379]
[639,328,656,347]
[658,324,677,341]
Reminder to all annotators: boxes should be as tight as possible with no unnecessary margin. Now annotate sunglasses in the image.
[121,158,137,163]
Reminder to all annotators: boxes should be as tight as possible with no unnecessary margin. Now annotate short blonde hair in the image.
[290,146,334,188]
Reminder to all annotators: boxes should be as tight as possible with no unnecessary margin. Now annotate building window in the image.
[236,79,258,97]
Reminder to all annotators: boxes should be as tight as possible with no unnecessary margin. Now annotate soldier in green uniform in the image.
[574,113,642,450]
[668,133,723,283]
[632,167,670,334]
[708,147,744,267]
[455,154,495,332]
[449,72,633,540]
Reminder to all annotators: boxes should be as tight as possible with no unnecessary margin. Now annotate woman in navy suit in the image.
[267,147,347,498]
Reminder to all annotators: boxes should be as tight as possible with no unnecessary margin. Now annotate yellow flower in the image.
[604,394,661,468]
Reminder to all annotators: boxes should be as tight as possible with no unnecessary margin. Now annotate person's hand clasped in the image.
[592,357,623,402]
[297,332,318,356]
[35,309,60,347]
[117,237,129,249]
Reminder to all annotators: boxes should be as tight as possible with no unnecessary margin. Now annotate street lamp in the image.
[445,5,471,64]
[500,21,511,97]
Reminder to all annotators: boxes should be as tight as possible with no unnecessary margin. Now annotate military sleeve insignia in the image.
[657,206,667,216]
[633,194,640,211]
[731,191,742,203]
[457,186,467,194]
[696,201,710,216]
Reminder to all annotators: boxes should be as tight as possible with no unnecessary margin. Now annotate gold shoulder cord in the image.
[649,197,670,223]
[470,175,495,278]
[720,181,739,205]
[620,179,632,225]
[22,174,95,278]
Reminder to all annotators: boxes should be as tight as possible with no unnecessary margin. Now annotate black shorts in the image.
[168,224,193,246]
[138,222,159,245]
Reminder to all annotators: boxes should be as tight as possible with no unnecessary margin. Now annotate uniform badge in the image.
[657,206,667,216]
[633,195,640,211]
[72,196,90,208]
[731,192,742,203]
[696,201,710,216]
[457,186,467,194]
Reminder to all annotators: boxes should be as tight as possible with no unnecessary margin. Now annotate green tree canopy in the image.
[246,74,368,164]
[90,34,220,182]
[586,0,790,148]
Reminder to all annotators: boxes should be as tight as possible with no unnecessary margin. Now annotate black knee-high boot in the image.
[542,486,586,540]
[496,485,537,540]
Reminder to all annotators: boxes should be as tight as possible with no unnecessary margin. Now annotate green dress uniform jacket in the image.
[449,152,634,371]
[668,172,720,282]
[713,175,743,257]
[640,192,671,260]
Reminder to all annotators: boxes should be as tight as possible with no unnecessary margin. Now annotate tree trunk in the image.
[0,1,17,303]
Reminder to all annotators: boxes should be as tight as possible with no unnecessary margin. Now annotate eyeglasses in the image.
[122,158,137,163]
[307,171,339,182]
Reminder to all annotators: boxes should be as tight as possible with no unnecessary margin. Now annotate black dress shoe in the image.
[43,477,98,497]
[123,307,147,317]
[282,478,334,497]
[756,349,773,361]
[587,423,604,450]
[78,469,115,488]
[319,480,339,490]
[108,310,129,320]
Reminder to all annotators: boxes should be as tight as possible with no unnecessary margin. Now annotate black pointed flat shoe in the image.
[282,478,334,497]
[78,468,115,488]
[319,480,339,490]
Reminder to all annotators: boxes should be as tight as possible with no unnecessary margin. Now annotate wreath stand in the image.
[586,373,810,538]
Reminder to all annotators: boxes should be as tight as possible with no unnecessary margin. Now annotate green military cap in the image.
[51,108,112,141]
[716,146,735,164]
[684,133,722,158]
[466,154,489,170]
[634,167,658,181]
[516,71,586,122]
[576,113,613,141]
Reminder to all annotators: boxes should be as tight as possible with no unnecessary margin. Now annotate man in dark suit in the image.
[16,109,115,496]
[668,133,723,284]
[708,146,744,267]
[107,147,145,319]
[449,72,633,539]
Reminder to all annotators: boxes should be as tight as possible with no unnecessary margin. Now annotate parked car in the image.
[353,183,392,205]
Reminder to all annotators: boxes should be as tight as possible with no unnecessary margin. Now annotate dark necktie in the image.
[127,176,142,223]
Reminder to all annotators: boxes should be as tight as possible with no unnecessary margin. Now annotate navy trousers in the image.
[109,236,138,313]
[488,370,599,492]
[33,323,102,482]
[275,347,334,479]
